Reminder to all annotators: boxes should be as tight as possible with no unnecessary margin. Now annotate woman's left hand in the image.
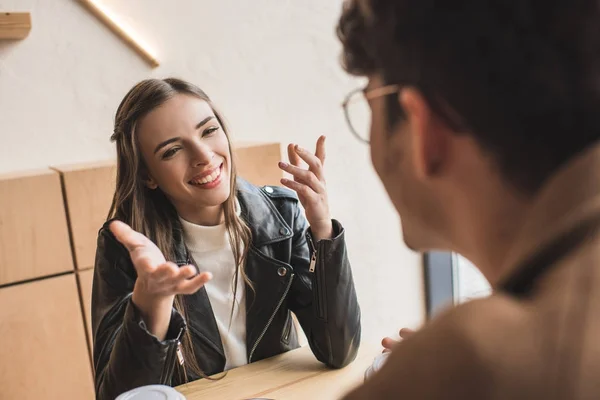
[279,135,333,241]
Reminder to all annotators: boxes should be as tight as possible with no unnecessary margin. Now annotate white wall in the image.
[0,0,424,342]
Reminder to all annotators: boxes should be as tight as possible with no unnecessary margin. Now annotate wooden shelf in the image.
[0,12,31,39]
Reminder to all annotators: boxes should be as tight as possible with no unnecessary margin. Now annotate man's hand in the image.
[382,328,415,353]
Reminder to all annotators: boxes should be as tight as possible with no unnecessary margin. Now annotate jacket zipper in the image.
[160,325,185,385]
[248,274,294,362]
[307,234,325,319]
[307,234,317,273]
[309,251,317,272]
[160,340,179,385]
[176,341,185,366]
[282,312,292,343]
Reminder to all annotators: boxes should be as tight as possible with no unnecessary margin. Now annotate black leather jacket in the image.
[92,179,361,400]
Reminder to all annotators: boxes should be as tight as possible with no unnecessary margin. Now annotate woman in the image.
[91,78,361,400]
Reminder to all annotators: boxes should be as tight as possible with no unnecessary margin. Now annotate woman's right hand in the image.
[109,221,212,340]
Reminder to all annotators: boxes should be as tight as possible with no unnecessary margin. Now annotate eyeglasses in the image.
[342,84,400,144]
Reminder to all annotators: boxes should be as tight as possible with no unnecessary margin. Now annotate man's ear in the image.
[399,88,449,179]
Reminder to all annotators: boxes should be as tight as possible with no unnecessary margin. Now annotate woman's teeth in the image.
[190,167,221,185]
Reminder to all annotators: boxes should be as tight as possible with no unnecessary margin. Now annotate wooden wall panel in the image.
[52,161,116,270]
[0,169,73,285]
[77,269,94,354]
[0,274,95,399]
[234,142,284,187]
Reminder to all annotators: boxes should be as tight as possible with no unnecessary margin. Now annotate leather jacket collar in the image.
[172,178,293,265]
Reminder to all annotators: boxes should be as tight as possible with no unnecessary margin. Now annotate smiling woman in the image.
[91,78,361,400]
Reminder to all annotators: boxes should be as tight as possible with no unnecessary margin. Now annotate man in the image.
[337,0,600,398]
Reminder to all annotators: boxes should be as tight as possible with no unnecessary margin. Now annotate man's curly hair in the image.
[337,0,600,194]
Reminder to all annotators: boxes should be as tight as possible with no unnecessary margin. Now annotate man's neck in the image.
[450,184,534,287]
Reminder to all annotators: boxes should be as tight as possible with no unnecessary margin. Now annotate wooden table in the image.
[176,343,380,400]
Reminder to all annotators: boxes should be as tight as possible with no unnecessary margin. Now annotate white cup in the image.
[364,351,391,381]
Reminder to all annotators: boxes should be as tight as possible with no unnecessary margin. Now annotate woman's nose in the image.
[191,142,214,166]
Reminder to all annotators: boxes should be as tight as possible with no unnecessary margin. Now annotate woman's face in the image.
[136,93,232,223]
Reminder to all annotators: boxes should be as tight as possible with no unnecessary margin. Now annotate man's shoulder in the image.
[432,294,533,350]
[440,293,527,327]
[348,295,540,399]
[414,294,541,384]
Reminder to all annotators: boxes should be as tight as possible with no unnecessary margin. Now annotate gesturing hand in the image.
[278,135,333,241]
[110,221,212,297]
[109,221,212,340]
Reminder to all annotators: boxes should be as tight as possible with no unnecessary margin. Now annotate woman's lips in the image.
[188,163,223,187]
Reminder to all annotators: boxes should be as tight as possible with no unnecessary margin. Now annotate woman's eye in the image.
[203,126,220,136]
[162,147,181,159]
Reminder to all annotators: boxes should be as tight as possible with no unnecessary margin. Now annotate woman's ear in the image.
[145,175,158,190]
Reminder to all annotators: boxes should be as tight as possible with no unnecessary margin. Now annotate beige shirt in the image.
[345,142,600,399]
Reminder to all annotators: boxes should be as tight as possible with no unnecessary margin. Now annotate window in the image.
[452,253,491,303]
[424,251,491,317]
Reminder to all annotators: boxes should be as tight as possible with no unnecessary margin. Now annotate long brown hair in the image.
[108,78,252,380]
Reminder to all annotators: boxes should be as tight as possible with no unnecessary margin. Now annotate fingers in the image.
[109,220,148,252]
[179,265,199,280]
[293,145,324,179]
[381,327,416,353]
[151,262,180,282]
[280,178,315,200]
[176,271,213,295]
[287,143,302,168]
[286,139,326,179]
[399,328,415,339]
[109,220,166,272]
[381,337,399,350]
[315,135,326,165]
[155,263,196,282]
[282,146,308,185]
[278,162,324,193]
[141,264,211,296]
